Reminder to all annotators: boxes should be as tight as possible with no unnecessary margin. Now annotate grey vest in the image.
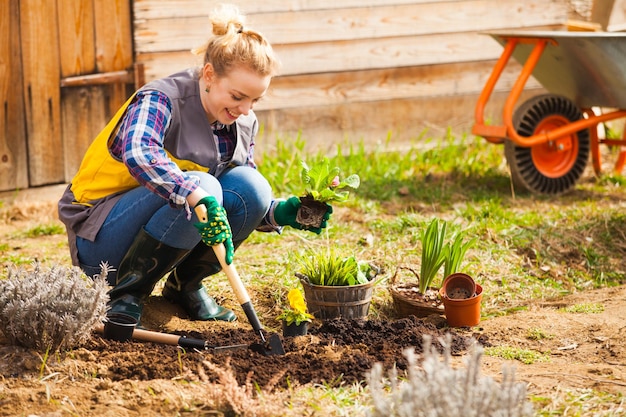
[141,68,258,177]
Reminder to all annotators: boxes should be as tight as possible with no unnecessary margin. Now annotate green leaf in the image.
[419,218,447,293]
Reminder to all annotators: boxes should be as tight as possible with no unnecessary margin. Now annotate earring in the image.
[205,87,210,93]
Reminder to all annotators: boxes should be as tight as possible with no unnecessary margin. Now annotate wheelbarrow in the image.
[472,30,626,194]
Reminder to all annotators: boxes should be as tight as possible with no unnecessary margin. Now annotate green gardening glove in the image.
[193,196,234,264]
[273,196,333,235]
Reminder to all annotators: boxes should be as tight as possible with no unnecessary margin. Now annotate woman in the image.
[58,4,331,324]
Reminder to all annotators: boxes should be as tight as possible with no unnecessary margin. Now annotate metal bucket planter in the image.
[297,273,375,320]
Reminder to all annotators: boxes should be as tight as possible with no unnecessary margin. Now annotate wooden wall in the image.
[0,0,134,192]
[133,0,570,154]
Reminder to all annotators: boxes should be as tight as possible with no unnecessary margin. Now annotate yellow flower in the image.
[278,288,314,326]
[288,289,308,314]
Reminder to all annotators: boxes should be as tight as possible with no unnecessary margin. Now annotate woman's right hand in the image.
[193,196,234,264]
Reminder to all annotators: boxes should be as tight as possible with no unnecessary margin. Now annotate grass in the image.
[561,302,605,314]
[484,345,551,365]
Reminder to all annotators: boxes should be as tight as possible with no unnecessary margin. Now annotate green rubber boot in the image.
[162,241,238,322]
[108,228,189,323]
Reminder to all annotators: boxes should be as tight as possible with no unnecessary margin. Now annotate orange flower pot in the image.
[441,273,476,299]
[439,283,483,327]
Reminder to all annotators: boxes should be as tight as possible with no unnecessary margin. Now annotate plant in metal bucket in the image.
[0,262,110,352]
[296,247,375,287]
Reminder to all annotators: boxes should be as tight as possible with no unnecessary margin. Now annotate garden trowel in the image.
[96,323,250,351]
[195,205,285,356]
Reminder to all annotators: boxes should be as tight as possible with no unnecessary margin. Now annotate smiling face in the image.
[200,63,271,125]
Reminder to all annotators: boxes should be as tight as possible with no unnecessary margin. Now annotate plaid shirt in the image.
[109,90,279,231]
[110,91,256,206]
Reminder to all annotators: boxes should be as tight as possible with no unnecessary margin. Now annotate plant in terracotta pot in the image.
[277,288,314,337]
[296,158,360,228]
[441,232,478,299]
[295,247,378,320]
[391,218,448,318]
[439,232,482,327]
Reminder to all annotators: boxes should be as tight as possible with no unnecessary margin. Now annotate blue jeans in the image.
[77,167,272,281]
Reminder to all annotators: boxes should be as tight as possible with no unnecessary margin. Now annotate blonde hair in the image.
[192,4,280,77]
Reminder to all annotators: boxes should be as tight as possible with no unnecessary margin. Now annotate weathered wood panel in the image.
[20,0,64,186]
[133,0,569,149]
[94,0,134,118]
[57,0,134,182]
[61,87,107,180]
[0,0,28,191]
[58,0,96,77]
[255,90,542,155]
[593,0,626,30]
[135,1,567,53]
[263,61,542,111]
[133,0,461,19]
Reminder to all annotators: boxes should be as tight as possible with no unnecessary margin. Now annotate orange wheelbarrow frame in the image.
[472,31,626,176]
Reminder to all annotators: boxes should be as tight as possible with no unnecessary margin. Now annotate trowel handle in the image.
[194,204,265,336]
[213,242,265,337]
[213,243,250,305]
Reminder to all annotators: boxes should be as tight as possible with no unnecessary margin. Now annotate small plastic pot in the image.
[282,320,309,337]
[103,312,137,342]
[439,284,483,327]
[441,273,476,299]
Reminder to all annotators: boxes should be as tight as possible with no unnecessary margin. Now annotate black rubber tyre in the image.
[504,94,590,195]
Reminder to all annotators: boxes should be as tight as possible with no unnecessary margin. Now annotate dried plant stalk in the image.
[367,334,534,417]
[0,262,110,352]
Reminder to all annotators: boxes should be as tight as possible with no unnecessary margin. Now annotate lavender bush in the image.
[367,334,534,417]
[0,262,110,352]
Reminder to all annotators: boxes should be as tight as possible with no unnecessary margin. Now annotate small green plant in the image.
[277,288,314,325]
[418,218,447,293]
[561,302,604,314]
[300,157,360,203]
[443,231,476,278]
[296,248,375,286]
[484,345,550,365]
[526,327,553,341]
[25,223,65,237]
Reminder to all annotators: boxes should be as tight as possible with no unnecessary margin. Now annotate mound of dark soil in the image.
[82,316,478,388]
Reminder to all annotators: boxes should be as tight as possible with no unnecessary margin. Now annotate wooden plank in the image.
[133,0,462,19]
[93,0,133,72]
[254,89,545,154]
[134,0,568,53]
[606,0,626,31]
[93,0,133,116]
[57,0,96,77]
[61,87,107,181]
[20,0,64,186]
[138,28,564,80]
[261,61,542,111]
[591,0,615,29]
[0,0,28,191]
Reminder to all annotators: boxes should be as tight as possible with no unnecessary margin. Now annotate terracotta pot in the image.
[439,283,483,327]
[441,272,476,299]
[282,320,310,337]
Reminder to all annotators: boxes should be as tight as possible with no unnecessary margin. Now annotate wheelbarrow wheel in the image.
[505,94,590,195]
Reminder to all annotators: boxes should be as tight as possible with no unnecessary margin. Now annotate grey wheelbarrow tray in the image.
[472,30,626,194]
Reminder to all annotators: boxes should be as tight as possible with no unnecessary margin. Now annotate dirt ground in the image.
[0,186,625,416]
